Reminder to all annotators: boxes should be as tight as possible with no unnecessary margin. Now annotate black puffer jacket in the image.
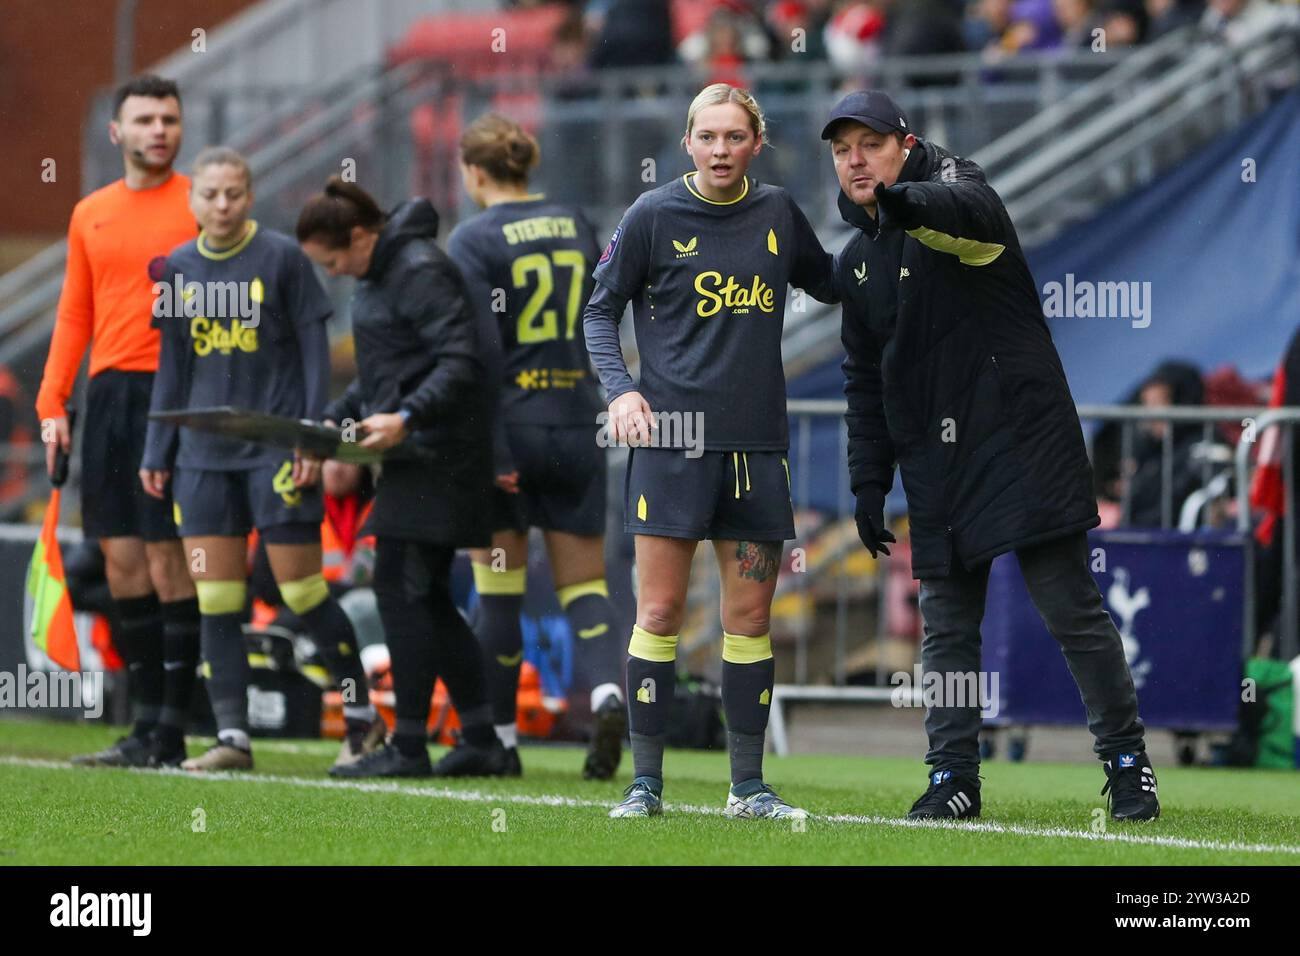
[324,199,488,457]
[324,199,492,544]
[837,140,1098,579]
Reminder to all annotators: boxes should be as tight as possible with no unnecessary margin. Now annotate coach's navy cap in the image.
[821,90,910,140]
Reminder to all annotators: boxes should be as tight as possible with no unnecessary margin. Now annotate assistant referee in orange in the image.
[36,75,201,768]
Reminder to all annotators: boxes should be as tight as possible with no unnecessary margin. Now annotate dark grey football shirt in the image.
[586,173,834,451]
[142,222,333,471]
[447,197,604,426]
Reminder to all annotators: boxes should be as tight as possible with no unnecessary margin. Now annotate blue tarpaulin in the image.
[1027,88,1300,405]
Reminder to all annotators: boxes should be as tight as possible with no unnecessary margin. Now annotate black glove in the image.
[873,182,926,231]
[854,486,896,558]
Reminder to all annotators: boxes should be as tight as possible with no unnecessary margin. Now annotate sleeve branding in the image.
[598,226,621,265]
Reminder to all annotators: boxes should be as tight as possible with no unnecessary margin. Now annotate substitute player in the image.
[140,147,381,772]
[447,113,626,780]
[583,84,836,818]
[299,178,508,779]
[37,75,201,768]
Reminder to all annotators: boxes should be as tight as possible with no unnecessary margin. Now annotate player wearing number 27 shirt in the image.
[445,120,624,781]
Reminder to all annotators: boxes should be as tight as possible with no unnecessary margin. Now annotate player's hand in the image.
[495,471,520,494]
[358,412,408,451]
[43,415,71,479]
[138,469,170,500]
[608,391,655,447]
[292,449,321,488]
[873,182,926,230]
[854,486,896,558]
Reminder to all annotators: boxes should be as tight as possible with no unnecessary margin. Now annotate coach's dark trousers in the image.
[918,530,1146,773]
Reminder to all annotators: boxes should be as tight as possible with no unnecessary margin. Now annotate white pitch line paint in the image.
[2,755,1297,858]
[815,811,1300,856]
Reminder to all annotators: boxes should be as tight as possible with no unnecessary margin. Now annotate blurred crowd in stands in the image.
[1092,360,1263,531]
[495,0,1296,86]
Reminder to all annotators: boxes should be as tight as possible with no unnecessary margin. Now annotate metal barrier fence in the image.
[5,398,1294,725]
[5,401,1292,665]
[762,400,1293,694]
[1234,408,1300,663]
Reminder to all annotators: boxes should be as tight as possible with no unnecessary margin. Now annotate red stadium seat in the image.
[387,7,568,78]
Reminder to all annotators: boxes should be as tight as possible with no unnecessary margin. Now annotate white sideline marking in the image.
[2,755,1297,858]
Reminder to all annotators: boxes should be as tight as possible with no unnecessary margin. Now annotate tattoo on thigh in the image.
[735,541,781,582]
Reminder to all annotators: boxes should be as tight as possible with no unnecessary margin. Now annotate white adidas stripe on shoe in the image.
[946,791,973,815]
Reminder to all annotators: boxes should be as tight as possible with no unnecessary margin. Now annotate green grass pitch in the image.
[1,719,1296,865]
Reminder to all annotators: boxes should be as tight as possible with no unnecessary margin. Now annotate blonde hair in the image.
[191,145,252,189]
[682,83,767,149]
[460,113,540,186]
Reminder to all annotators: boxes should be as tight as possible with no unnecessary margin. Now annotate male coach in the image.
[36,75,201,768]
[824,91,1159,821]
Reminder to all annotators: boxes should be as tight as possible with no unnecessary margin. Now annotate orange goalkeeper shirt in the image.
[35,173,197,422]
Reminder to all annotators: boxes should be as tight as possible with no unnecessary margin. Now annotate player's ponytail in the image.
[460,113,540,186]
[296,176,386,249]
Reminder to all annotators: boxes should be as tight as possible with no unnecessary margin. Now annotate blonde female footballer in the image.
[582,84,837,819]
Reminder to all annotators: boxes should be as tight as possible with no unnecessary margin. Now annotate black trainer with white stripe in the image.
[907,769,982,820]
[1101,751,1160,821]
